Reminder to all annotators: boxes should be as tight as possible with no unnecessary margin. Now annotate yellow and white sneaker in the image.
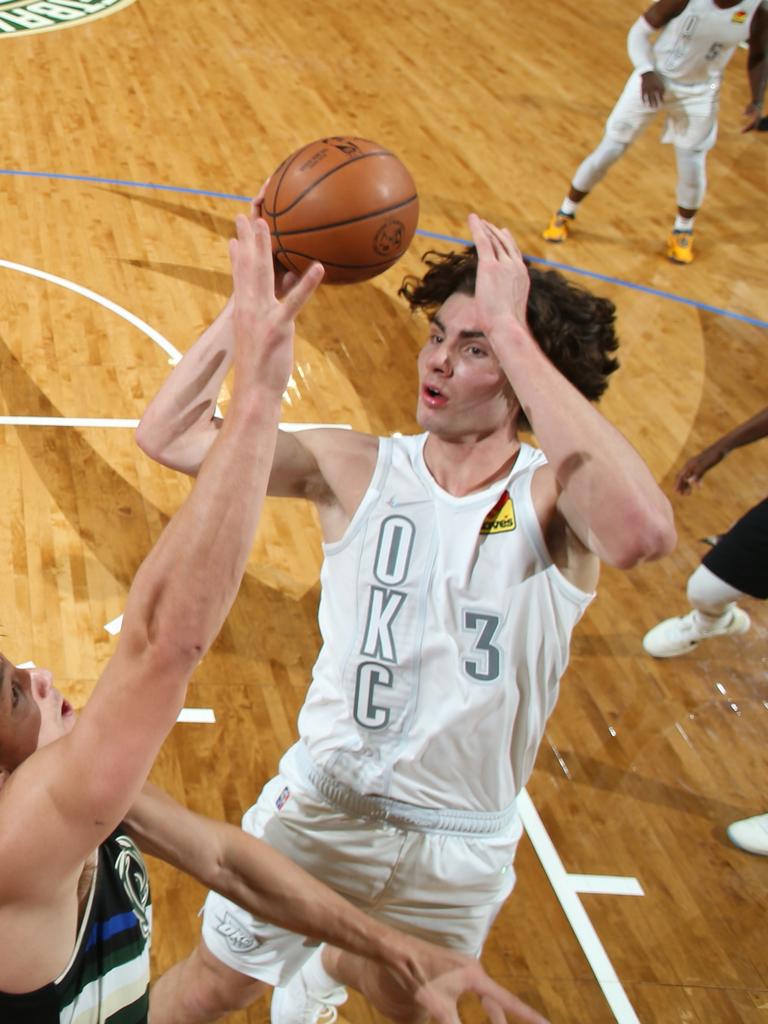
[542,213,573,243]
[666,230,694,264]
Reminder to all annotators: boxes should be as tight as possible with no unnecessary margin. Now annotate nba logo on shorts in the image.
[275,786,291,811]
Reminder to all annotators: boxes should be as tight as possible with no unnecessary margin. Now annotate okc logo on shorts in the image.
[216,911,260,953]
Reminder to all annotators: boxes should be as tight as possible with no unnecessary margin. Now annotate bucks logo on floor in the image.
[0,0,135,38]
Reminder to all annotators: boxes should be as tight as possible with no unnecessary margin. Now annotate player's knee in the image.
[186,945,268,1016]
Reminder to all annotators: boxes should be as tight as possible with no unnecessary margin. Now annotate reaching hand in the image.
[372,931,548,1024]
[674,445,726,495]
[741,101,762,133]
[468,213,531,340]
[228,214,323,397]
[412,961,549,1024]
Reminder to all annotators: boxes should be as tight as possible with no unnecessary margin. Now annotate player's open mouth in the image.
[423,384,447,407]
[61,699,74,718]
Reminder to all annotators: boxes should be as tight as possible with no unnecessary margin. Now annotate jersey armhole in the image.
[512,463,596,603]
[322,436,391,555]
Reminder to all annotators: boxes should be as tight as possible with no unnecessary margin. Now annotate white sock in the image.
[303,946,345,997]
[692,607,733,632]
[560,197,579,217]
[673,215,695,232]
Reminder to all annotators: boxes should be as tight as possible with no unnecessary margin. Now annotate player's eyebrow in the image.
[431,315,486,340]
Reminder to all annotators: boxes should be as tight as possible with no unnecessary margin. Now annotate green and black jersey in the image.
[0,828,152,1023]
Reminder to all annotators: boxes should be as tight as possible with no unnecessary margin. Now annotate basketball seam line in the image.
[265,150,399,217]
[271,195,418,237]
[273,248,405,270]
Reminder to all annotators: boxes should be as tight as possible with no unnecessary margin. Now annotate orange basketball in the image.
[261,136,419,285]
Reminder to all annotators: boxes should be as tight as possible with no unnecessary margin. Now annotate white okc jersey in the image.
[653,0,761,85]
[297,433,594,814]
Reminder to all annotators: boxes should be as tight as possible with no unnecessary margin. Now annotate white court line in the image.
[0,417,140,427]
[0,259,181,363]
[0,418,351,430]
[569,874,644,897]
[176,708,216,724]
[517,787,641,1023]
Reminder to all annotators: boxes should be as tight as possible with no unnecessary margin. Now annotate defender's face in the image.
[0,654,76,773]
[416,292,517,439]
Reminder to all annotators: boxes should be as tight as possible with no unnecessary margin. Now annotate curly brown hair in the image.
[398,247,620,431]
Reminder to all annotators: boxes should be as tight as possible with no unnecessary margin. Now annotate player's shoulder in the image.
[643,0,692,29]
[288,427,379,506]
[291,426,379,466]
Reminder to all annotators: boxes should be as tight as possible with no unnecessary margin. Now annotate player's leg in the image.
[643,498,768,656]
[642,564,749,657]
[543,70,653,242]
[666,145,707,264]
[150,941,270,1024]
[662,84,719,263]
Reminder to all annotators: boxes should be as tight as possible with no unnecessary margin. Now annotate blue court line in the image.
[2,168,765,330]
[0,168,250,202]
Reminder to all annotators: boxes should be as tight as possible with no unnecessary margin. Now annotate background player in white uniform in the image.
[542,0,768,263]
[137,213,676,1023]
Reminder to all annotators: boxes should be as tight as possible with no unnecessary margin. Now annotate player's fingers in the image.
[482,993,548,1024]
[281,262,324,319]
[480,220,507,258]
[228,237,239,275]
[486,221,523,263]
[468,212,494,256]
[248,217,277,291]
[252,174,273,214]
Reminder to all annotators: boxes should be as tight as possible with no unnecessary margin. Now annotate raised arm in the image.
[468,214,675,570]
[675,403,768,494]
[129,784,547,1024]
[135,297,235,475]
[1,218,324,884]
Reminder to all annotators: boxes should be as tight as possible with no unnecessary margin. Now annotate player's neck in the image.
[423,431,521,497]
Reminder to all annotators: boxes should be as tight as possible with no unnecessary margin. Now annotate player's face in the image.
[0,653,76,774]
[416,292,517,439]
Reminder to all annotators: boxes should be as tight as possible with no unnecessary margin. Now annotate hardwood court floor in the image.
[0,0,765,1021]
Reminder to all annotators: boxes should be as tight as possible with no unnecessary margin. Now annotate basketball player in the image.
[542,0,768,263]
[136,212,676,1023]
[642,403,767,656]
[0,218,540,1024]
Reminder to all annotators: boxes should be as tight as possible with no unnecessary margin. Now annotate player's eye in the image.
[11,682,20,709]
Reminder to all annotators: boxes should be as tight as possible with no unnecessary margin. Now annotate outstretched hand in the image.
[228,214,323,396]
[741,101,762,133]
[411,960,549,1024]
[373,930,548,1024]
[674,445,725,494]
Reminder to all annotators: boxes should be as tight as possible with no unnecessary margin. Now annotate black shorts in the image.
[702,496,768,600]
